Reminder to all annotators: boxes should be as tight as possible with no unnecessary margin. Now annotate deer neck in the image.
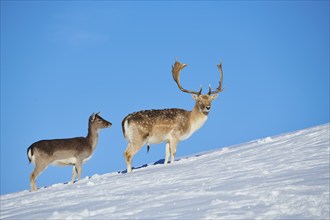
[189,103,208,133]
[86,126,99,150]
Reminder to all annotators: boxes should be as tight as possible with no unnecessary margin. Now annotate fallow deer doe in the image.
[122,60,224,173]
[27,112,112,191]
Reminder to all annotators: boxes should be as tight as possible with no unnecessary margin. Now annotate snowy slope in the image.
[1,124,329,219]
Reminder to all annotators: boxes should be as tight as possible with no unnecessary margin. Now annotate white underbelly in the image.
[146,132,172,145]
[52,157,77,166]
[52,155,92,166]
[147,136,166,145]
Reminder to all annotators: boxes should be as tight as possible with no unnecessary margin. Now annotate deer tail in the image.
[27,145,34,164]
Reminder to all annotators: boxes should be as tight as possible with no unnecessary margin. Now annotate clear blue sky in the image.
[1,1,329,195]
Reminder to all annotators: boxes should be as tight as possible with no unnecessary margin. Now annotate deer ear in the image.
[211,94,218,100]
[191,94,199,101]
[90,113,96,121]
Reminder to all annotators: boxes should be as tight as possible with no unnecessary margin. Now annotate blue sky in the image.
[1,1,329,194]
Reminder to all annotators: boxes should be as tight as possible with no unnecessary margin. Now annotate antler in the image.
[172,60,202,95]
[208,61,224,95]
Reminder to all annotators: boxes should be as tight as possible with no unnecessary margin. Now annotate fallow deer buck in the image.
[122,60,224,173]
[27,112,112,191]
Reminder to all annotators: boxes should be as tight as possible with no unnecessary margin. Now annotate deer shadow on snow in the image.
[118,154,203,174]
[118,159,164,174]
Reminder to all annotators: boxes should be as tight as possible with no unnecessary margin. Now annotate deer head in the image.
[172,60,224,114]
[89,112,112,129]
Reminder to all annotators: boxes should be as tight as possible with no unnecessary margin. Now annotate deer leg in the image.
[124,142,143,173]
[70,166,77,184]
[124,144,133,173]
[30,163,48,191]
[170,139,179,164]
[75,160,83,181]
[164,142,170,164]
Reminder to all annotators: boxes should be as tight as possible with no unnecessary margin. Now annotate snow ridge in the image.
[1,124,329,219]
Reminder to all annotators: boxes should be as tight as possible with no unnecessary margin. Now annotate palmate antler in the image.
[172,59,224,96]
[172,60,202,95]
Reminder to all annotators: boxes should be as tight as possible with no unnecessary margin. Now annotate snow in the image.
[1,124,329,219]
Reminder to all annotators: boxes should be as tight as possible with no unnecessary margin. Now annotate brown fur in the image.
[122,60,223,173]
[27,113,111,191]
[28,138,90,159]
[122,108,189,138]
[122,95,218,173]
